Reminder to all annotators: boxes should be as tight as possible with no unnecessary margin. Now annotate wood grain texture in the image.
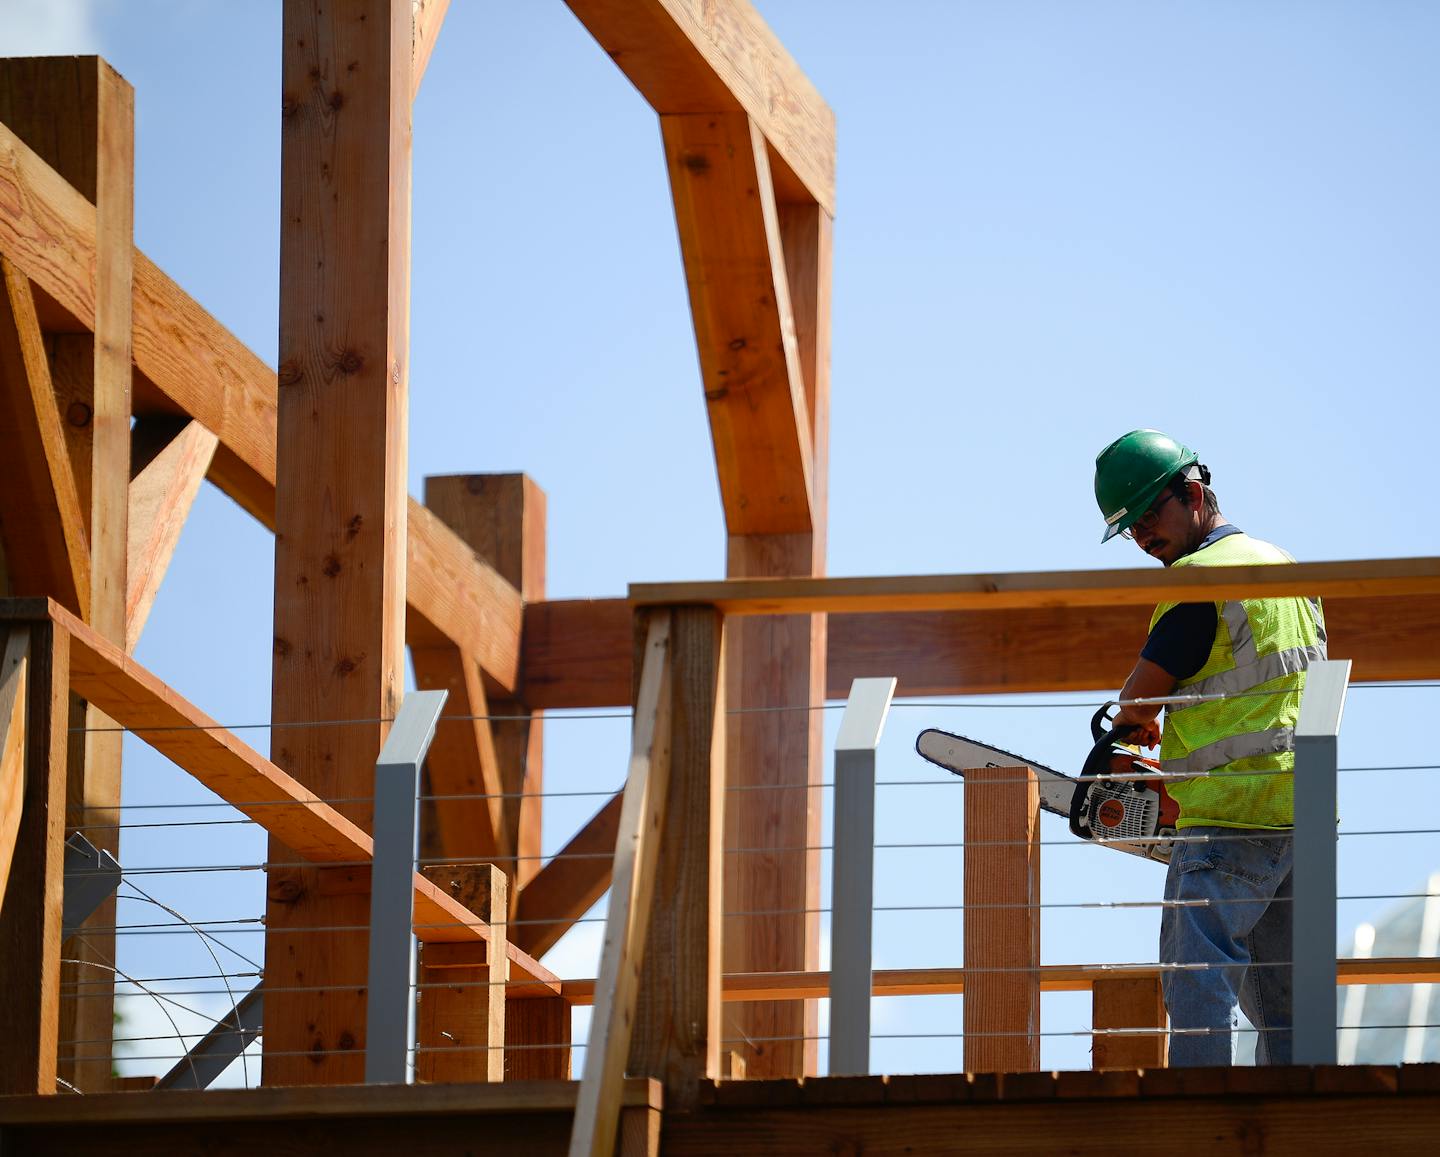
[513,791,622,959]
[505,994,571,1080]
[0,257,90,613]
[562,0,835,211]
[264,0,413,1086]
[416,864,506,1083]
[0,620,67,1094]
[632,556,1440,615]
[522,598,632,709]
[124,418,218,650]
[570,612,672,1157]
[0,628,28,907]
[662,112,813,536]
[630,605,725,1110]
[410,0,451,99]
[412,644,508,863]
[963,766,1040,1074]
[1092,976,1167,1070]
[723,532,824,1079]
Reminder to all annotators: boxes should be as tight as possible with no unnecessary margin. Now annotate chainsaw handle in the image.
[1090,702,1139,744]
[1071,711,1141,841]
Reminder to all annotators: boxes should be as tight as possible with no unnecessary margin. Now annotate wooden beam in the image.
[0,598,561,986]
[513,792,622,959]
[420,474,546,899]
[0,628,29,905]
[632,557,1440,615]
[1092,976,1167,1070]
[631,605,725,1109]
[519,591,1440,709]
[410,0,451,100]
[0,257,90,613]
[562,0,835,212]
[570,613,673,1157]
[263,0,414,1087]
[124,418,218,650]
[0,619,67,1095]
[412,644,509,864]
[417,864,506,1083]
[0,119,525,693]
[663,112,813,536]
[963,766,1040,1074]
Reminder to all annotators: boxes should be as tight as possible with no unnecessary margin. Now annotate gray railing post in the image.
[1291,658,1350,1066]
[829,676,896,1076]
[364,689,448,1085]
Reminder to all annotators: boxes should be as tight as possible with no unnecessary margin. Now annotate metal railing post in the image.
[829,676,896,1076]
[364,689,447,1085]
[1292,659,1350,1066]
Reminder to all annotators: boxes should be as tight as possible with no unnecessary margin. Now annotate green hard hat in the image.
[1094,429,1198,543]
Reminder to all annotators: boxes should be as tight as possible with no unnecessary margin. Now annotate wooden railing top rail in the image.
[559,956,1440,1005]
[629,556,1440,616]
[0,597,561,993]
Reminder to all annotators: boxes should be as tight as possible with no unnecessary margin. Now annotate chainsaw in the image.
[915,704,1179,863]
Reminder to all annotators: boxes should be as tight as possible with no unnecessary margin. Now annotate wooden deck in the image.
[2,1067,1437,1156]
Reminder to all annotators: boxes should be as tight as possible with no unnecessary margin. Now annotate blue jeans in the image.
[1159,827,1293,1066]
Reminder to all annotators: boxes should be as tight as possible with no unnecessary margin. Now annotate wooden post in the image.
[963,765,1041,1073]
[505,994,571,1081]
[1092,975,1168,1070]
[630,605,725,1110]
[263,0,412,1086]
[0,55,134,1093]
[420,473,546,900]
[0,614,69,1094]
[416,864,507,1082]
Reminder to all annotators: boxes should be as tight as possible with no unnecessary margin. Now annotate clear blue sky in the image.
[9,0,1438,1078]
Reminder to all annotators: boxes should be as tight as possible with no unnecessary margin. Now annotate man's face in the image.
[1127,486,1196,566]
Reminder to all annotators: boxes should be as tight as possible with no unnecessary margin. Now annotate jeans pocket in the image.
[1193,837,1282,889]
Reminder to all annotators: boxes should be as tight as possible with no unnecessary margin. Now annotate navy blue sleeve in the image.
[1141,602,1218,681]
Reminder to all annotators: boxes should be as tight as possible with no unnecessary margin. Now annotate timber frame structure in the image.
[1,3,1439,1154]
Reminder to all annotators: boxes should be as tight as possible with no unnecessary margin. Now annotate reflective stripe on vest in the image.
[1167,637,1328,710]
[1160,727,1295,776]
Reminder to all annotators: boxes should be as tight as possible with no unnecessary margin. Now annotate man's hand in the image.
[1116,656,1177,750]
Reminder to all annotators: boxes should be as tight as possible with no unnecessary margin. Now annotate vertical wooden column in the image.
[0,613,70,1094]
[263,0,412,1086]
[963,765,1041,1073]
[419,473,546,895]
[416,864,506,1082]
[0,56,134,1092]
[1092,976,1168,1069]
[630,605,725,1110]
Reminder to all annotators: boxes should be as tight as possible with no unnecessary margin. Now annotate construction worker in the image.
[1094,429,1327,1066]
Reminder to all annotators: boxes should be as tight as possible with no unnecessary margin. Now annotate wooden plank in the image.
[513,792,622,959]
[417,864,506,1083]
[0,628,29,903]
[0,257,90,613]
[570,613,673,1157]
[47,335,96,535]
[263,0,414,1087]
[505,994,572,1081]
[412,644,509,864]
[562,0,835,212]
[0,121,526,693]
[631,605,725,1109]
[124,418,218,650]
[632,557,1440,615]
[963,766,1040,1073]
[521,592,1440,708]
[662,112,813,536]
[410,0,451,99]
[0,619,67,1094]
[1092,976,1167,1070]
[421,474,546,897]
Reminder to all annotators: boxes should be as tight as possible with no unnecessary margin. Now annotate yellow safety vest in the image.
[1151,531,1327,830]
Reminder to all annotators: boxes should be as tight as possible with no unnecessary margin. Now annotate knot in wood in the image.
[336,349,364,375]
[345,514,364,541]
[65,400,92,427]
[321,554,342,578]
[272,636,292,658]
[728,337,748,352]
[277,360,303,387]
[681,151,710,175]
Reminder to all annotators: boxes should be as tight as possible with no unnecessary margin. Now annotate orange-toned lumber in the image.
[1092,975,1167,1070]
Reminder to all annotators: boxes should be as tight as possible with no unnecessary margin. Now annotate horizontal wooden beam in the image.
[513,792,622,959]
[558,955,1440,1006]
[0,598,557,989]
[521,586,1440,709]
[0,120,523,691]
[563,0,835,212]
[631,557,1440,616]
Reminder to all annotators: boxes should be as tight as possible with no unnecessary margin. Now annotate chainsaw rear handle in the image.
[1070,703,1141,841]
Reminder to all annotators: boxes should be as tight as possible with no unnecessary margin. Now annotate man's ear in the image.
[1186,479,1204,510]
